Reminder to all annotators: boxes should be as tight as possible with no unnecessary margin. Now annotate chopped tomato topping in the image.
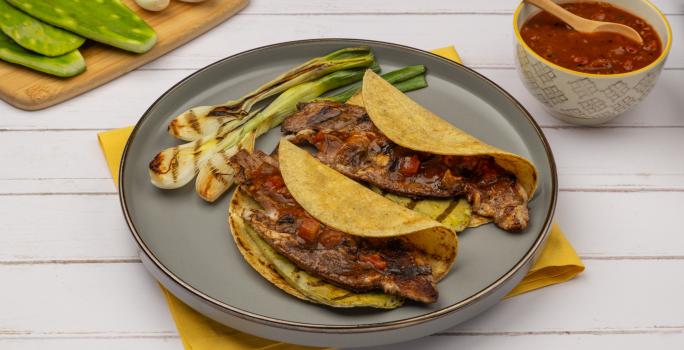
[360,253,387,270]
[399,156,421,176]
[263,175,285,191]
[318,230,343,248]
[312,131,327,144]
[297,217,320,243]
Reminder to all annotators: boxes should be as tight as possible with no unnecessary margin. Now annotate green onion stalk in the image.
[391,74,428,93]
[317,65,426,103]
[168,47,376,141]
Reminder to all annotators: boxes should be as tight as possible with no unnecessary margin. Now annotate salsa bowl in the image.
[513,0,672,125]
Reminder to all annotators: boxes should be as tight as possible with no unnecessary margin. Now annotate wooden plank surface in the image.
[2,1,683,349]
[241,0,683,15]
[0,261,682,338]
[2,68,684,130]
[0,0,248,110]
[142,13,683,70]
[0,339,184,350]
[4,333,684,350]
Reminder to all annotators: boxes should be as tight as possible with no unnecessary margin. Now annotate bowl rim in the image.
[513,0,673,79]
[118,38,558,334]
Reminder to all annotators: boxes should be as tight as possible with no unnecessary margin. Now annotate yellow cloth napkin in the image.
[97,46,584,349]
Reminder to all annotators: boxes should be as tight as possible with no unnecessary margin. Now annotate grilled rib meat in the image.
[282,101,529,231]
[230,149,438,303]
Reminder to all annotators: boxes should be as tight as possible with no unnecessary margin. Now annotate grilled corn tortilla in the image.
[349,89,476,232]
[348,83,496,230]
[229,189,403,308]
[278,139,457,281]
[468,214,493,228]
[361,70,538,198]
[346,89,364,106]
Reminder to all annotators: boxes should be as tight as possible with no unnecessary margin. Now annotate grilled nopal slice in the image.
[377,188,472,233]
[0,0,84,57]
[229,149,440,304]
[7,0,157,53]
[0,31,85,77]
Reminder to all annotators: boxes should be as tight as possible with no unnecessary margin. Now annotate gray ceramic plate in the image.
[120,39,557,348]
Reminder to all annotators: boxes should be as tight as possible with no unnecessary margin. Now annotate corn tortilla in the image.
[278,139,457,281]
[361,70,538,198]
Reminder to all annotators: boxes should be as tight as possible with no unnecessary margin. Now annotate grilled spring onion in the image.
[392,74,428,93]
[316,65,425,103]
[149,68,371,190]
[194,65,391,201]
[194,67,429,202]
[195,130,256,202]
[168,47,375,141]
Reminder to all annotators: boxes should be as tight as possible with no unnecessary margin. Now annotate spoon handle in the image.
[524,0,591,31]
[523,0,644,44]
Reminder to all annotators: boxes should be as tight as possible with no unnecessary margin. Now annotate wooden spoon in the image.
[524,0,643,45]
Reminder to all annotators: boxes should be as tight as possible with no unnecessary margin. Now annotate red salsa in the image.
[520,2,662,74]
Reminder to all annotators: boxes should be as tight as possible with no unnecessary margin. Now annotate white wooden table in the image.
[1,1,683,349]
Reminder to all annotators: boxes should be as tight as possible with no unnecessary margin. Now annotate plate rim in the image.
[118,38,558,334]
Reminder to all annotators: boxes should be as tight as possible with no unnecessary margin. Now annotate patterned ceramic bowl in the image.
[513,0,672,125]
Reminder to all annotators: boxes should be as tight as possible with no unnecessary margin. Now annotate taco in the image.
[282,70,537,231]
[228,140,457,308]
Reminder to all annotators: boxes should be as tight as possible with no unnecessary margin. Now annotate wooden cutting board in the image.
[0,0,248,111]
